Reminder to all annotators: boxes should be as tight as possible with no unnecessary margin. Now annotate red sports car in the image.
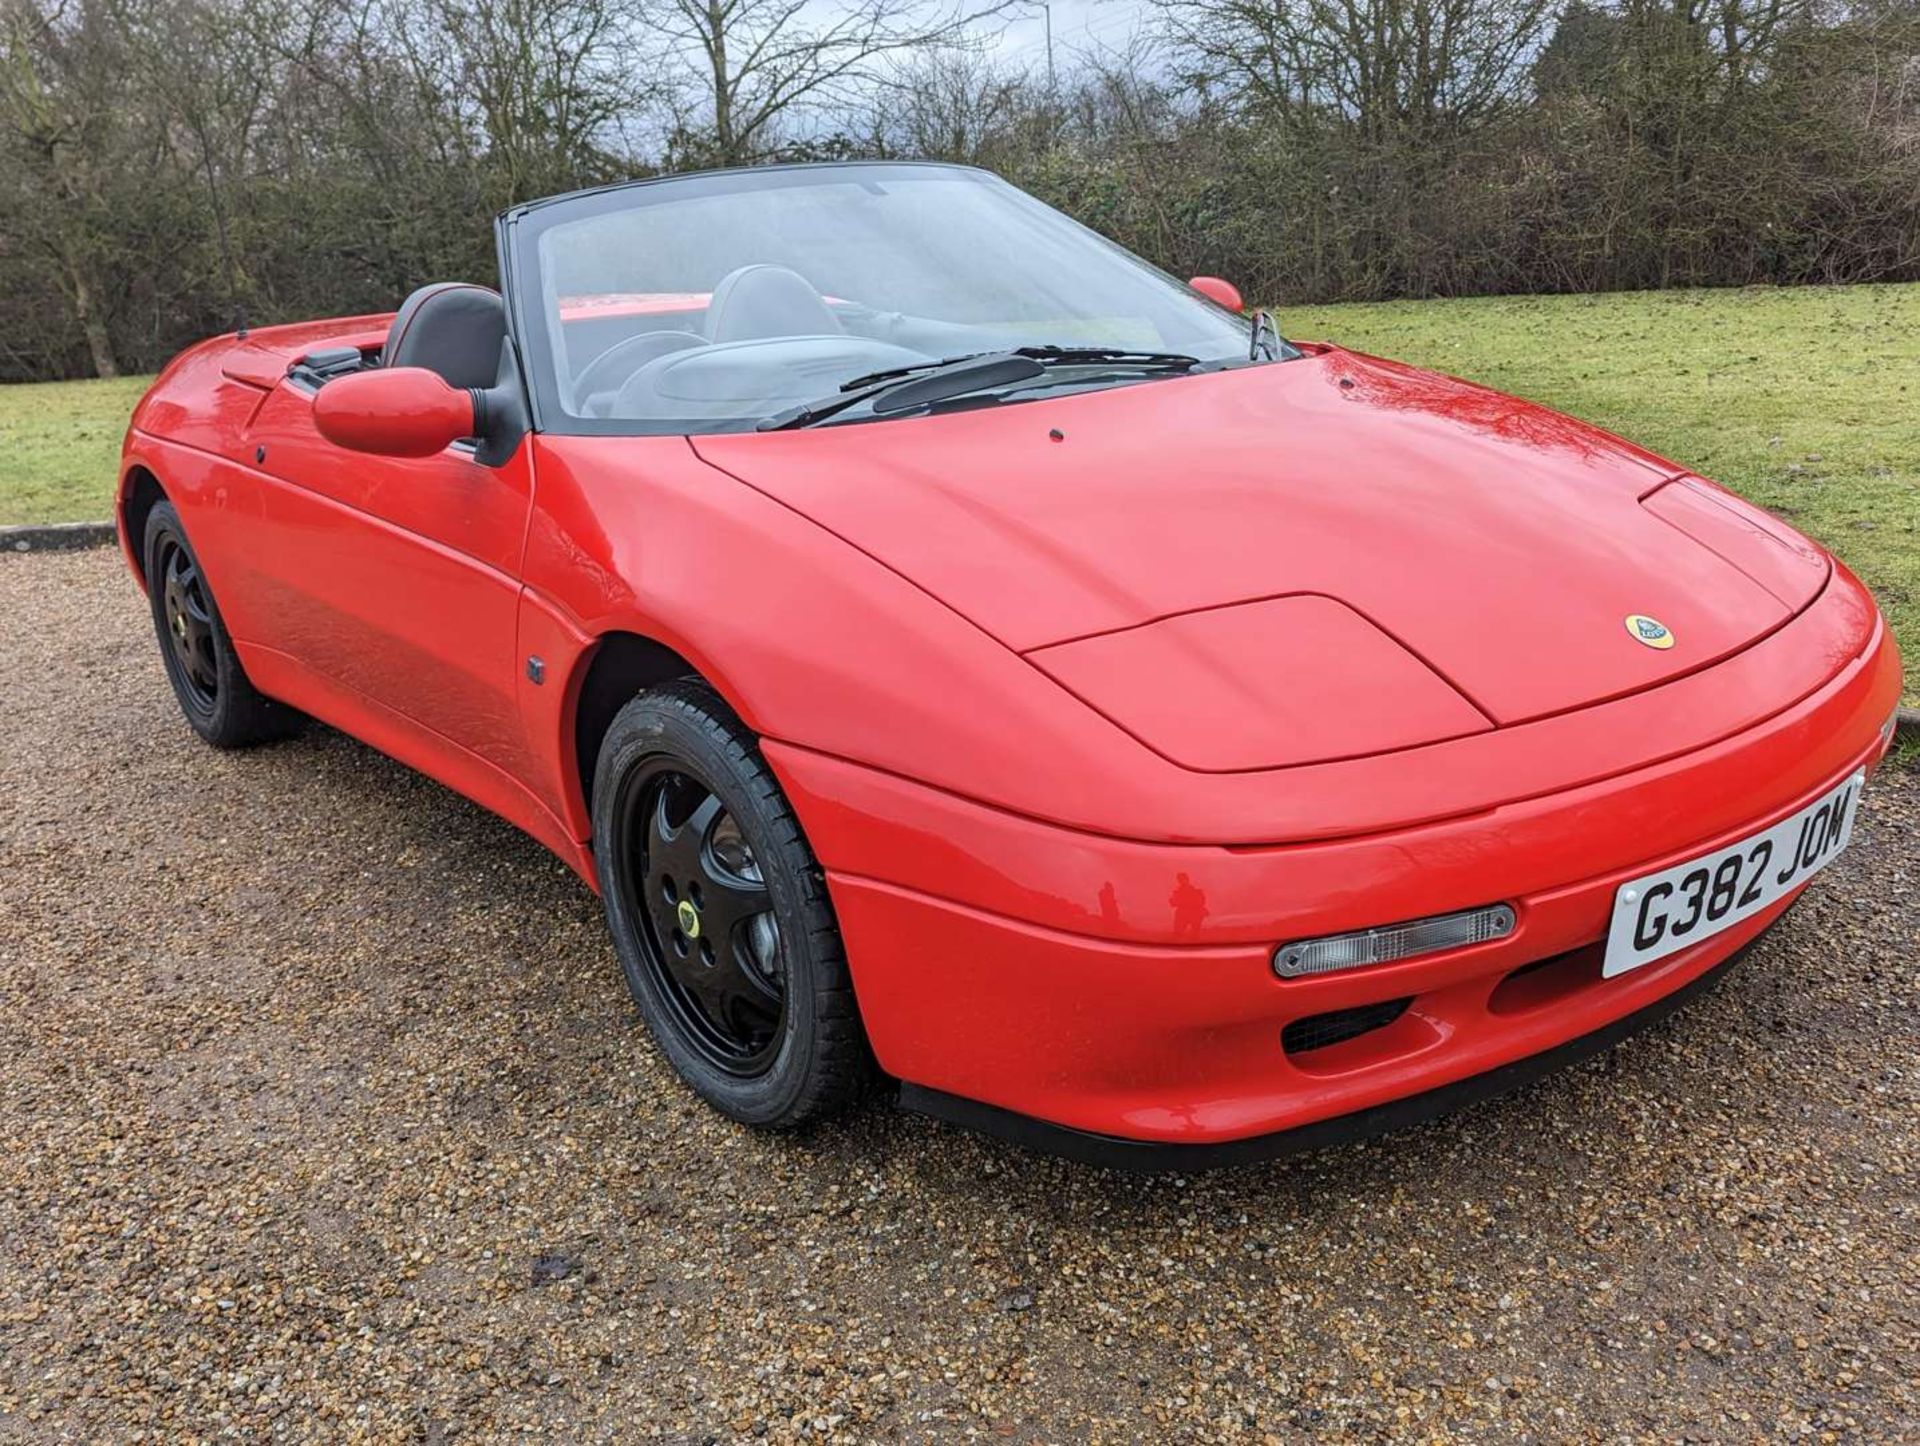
[119,162,1903,1167]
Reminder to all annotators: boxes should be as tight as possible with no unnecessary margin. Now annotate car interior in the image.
[558,264,1041,424]
[288,281,507,394]
[292,270,1011,430]
[294,255,1216,434]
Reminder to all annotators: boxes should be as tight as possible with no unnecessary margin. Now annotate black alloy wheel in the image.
[156,533,219,711]
[620,762,786,1076]
[142,500,298,748]
[592,680,872,1128]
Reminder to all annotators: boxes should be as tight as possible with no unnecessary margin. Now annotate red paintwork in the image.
[119,307,1904,1149]
[1187,276,1244,311]
[313,367,476,457]
[558,292,711,322]
[554,292,848,321]
[1029,593,1495,770]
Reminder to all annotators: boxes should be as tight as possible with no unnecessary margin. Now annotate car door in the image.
[237,380,539,787]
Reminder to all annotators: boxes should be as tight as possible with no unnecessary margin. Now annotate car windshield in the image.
[506,163,1281,434]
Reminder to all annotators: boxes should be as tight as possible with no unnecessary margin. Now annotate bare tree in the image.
[113,0,295,325]
[879,46,1037,159]
[1157,0,1555,138]
[414,0,639,199]
[0,0,132,373]
[3,0,1919,380]
[647,0,1018,164]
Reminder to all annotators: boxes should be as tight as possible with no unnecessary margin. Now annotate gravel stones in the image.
[1,549,1915,1440]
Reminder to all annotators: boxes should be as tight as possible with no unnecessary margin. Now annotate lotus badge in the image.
[1624,614,1675,650]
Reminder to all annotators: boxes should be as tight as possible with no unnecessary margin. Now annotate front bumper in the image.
[897,932,1764,1171]
[767,576,1901,1162]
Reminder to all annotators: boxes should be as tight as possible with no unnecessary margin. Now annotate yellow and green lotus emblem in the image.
[1624,614,1675,650]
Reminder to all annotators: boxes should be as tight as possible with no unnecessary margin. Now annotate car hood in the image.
[692,348,1826,747]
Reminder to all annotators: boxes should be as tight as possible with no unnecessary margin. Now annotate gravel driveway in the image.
[1,548,1915,1443]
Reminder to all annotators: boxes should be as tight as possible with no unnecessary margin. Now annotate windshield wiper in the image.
[758,346,1208,431]
[841,345,1207,392]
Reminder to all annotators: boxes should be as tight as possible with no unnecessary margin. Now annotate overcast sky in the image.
[968,0,1158,75]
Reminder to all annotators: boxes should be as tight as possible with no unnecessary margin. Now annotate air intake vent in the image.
[1282,997,1413,1055]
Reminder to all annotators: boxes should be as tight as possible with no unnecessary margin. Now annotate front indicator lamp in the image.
[1273,904,1516,979]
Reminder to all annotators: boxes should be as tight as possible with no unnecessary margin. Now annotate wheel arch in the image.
[119,464,168,587]
[569,628,719,826]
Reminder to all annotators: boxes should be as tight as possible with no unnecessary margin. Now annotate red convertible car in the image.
[119,162,1903,1167]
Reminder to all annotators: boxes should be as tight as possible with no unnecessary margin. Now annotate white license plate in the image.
[1603,771,1865,978]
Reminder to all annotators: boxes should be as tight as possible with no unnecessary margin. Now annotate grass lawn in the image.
[1,285,1913,699]
[1281,283,1917,703]
[0,375,152,526]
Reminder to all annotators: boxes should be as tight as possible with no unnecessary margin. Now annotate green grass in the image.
[1889,729,1920,773]
[0,375,152,526]
[2,285,1914,698]
[1280,284,1918,701]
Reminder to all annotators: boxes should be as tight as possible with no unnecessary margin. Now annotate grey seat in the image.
[383,283,506,390]
[703,266,841,344]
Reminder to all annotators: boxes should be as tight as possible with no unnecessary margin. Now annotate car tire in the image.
[592,679,874,1129]
[143,501,299,748]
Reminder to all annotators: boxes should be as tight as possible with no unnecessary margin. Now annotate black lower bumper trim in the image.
[897,937,1761,1172]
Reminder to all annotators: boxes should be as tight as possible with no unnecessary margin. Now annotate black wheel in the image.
[144,501,297,748]
[592,679,872,1128]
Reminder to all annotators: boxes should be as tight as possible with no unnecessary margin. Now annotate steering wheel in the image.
[570,331,705,411]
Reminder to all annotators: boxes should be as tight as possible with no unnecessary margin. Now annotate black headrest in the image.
[384,283,506,391]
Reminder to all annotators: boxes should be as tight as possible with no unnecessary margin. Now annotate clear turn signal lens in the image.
[1273,904,1516,979]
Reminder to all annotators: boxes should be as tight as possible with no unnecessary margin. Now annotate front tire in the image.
[592,680,873,1129]
[143,501,297,748]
